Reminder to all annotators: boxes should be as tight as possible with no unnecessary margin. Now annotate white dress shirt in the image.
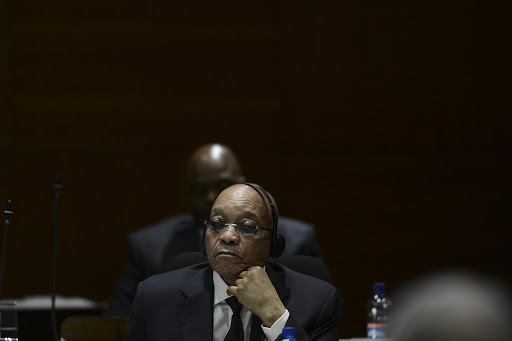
[212,270,290,341]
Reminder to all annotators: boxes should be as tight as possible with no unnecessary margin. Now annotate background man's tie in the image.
[225,296,244,341]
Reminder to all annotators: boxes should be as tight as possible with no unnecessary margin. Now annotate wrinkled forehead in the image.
[211,185,270,224]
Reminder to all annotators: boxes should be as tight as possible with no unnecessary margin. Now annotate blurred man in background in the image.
[106,143,322,315]
[390,270,512,341]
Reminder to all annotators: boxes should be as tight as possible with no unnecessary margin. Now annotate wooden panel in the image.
[0,0,8,198]
[3,1,511,338]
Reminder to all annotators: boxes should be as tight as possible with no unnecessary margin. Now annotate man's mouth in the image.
[216,250,240,258]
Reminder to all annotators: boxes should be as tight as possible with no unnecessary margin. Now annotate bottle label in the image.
[367,322,388,339]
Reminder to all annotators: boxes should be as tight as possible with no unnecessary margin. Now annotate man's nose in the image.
[219,225,239,244]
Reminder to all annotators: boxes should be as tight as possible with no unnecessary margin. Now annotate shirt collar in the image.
[213,270,231,305]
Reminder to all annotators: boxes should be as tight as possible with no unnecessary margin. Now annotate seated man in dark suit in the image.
[125,183,343,340]
[106,143,323,316]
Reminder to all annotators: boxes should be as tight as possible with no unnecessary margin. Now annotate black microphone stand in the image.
[52,176,61,341]
[0,200,13,302]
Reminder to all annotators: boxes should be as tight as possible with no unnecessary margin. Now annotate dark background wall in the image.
[2,1,510,337]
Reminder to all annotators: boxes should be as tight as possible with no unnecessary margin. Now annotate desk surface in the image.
[7,295,106,310]
[340,337,391,341]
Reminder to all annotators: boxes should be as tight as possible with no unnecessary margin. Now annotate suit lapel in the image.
[177,265,214,341]
[267,263,290,306]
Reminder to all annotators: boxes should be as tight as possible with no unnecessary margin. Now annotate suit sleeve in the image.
[104,236,145,316]
[281,286,343,341]
[124,282,146,340]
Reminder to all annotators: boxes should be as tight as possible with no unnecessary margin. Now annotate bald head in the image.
[187,143,245,226]
[187,144,243,182]
[219,184,278,229]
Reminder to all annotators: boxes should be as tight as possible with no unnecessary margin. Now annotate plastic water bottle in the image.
[282,326,297,341]
[367,282,391,338]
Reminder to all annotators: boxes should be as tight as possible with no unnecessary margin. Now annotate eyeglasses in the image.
[204,220,273,237]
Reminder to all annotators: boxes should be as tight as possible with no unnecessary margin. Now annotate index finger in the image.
[227,286,237,297]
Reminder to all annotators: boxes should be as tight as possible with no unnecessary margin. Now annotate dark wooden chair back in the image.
[60,316,128,341]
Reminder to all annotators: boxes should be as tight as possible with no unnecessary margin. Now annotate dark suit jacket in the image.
[125,262,343,341]
[106,214,322,316]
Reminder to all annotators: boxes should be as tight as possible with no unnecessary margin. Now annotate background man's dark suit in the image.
[107,214,322,315]
[125,262,343,341]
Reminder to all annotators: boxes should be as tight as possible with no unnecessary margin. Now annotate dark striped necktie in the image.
[224,296,244,341]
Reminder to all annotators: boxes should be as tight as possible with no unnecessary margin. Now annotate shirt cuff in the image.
[261,309,290,341]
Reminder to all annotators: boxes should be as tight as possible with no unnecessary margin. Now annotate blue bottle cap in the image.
[283,327,296,337]
[373,282,386,295]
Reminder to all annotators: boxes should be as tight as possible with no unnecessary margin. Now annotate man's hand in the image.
[227,266,286,327]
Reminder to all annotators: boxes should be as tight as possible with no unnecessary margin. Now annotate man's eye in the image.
[210,220,224,229]
[240,223,256,233]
